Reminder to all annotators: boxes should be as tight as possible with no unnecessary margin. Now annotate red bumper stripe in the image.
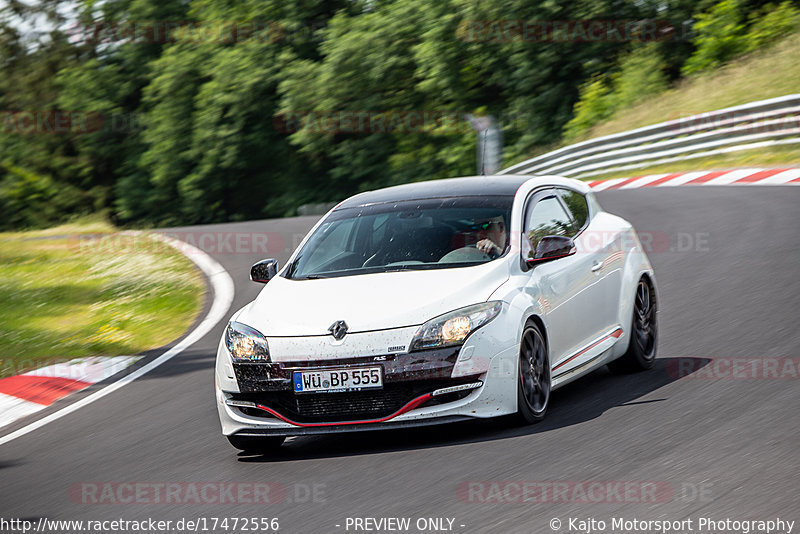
[254,393,435,427]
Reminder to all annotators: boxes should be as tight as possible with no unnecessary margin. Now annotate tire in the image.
[515,322,551,424]
[608,278,657,374]
[226,434,286,452]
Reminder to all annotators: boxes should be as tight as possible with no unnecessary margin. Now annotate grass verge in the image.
[582,32,800,140]
[0,216,205,378]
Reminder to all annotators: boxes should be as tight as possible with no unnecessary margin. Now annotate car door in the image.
[558,187,623,338]
[521,189,600,367]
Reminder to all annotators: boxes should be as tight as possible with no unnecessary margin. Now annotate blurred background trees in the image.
[1,0,798,229]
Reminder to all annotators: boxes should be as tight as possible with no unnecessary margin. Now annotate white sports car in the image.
[215,175,657,451]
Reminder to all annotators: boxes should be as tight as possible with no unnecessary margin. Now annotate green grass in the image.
[0,217,205,377]
[580,32,800,140]
[545,31,800,182]
[576,143,800,182]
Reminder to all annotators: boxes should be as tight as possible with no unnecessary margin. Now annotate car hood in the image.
[235,261,510,337]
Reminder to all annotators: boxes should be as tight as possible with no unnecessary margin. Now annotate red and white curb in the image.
[588,167,800,191]
[0,356,138,429]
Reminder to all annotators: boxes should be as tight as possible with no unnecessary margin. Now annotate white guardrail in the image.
[499,94,800,179]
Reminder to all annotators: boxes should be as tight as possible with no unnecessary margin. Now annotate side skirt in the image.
[551,327,622,388]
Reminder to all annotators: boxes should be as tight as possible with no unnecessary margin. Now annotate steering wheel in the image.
[470,241,502,260]
[438,246,491,263]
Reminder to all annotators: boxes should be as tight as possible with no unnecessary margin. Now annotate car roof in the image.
[335,175,562,209]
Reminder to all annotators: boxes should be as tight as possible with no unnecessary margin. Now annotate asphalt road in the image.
[1,187,798,534]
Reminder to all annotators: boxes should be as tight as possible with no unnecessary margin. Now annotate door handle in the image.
[591,261,603,272]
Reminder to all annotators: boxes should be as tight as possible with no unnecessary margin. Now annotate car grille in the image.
[231,379,476,423]
[231,347,461,393]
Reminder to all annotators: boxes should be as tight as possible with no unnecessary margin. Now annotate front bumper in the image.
[215,317,519,437]
[225,348,481,423]
[223,415,476,437]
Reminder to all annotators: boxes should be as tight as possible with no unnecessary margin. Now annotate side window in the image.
[558,188,589,234]
[523,193,574,258]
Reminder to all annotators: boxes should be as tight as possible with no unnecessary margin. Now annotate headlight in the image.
[225,321,270,362]
[409,301,502,351]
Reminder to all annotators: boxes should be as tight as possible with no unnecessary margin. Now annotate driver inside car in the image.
[476,216,507,258]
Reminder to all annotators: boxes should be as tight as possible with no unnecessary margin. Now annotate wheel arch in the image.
[614,268,657,359]
[525,314,549,352]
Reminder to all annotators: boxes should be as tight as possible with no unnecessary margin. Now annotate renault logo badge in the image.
[328,320,348,340]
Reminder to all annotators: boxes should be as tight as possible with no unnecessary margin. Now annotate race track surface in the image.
[1,187,798,533]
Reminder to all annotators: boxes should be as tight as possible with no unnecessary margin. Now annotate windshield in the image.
[286,196,514,279]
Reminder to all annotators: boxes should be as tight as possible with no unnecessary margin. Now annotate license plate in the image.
[293,367,383,394]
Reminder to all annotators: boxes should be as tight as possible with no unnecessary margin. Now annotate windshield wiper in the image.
[378,264,441,273]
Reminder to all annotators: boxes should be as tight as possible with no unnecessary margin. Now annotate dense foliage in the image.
[0,0,797,229]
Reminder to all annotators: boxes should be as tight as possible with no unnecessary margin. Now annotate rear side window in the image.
[558,188,589,232]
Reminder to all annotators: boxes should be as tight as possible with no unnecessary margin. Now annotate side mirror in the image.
[250,259,279,283]
[526,236,576,266]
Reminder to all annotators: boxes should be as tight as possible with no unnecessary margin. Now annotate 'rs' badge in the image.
[328,320,348,340]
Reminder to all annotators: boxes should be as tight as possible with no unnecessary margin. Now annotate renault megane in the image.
[215,175,658,451]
